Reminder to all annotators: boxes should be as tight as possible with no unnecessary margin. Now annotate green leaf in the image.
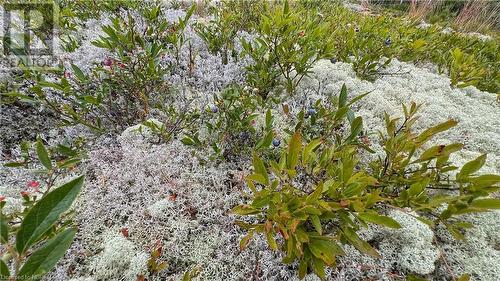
[231,204,259,215]
[446,224,465,240]
[302,138,322,166]
[307,183,325,203]
[457,154,486,179]
[311,256,326,280]
[414,120,458,146]
[0,216,8,244]
[309,239,335,266]
[266,231,278,250]
[283,0,290,14]
[57,158,81,169]
[287,131,302,170]
[346,117,363,142]
[309,238,344,266]
[339,84,347,108]
[70,63,86,82]
[3,162,26,167]
[0,259,9,278]
[295,205,322,216]
[298,258,308,279]
[36,138,52,170]
[406,275,428,281]
[252,153,269,185]
[457,273,470,281]
[265,109,273,128]
[18,228,76,278]
[469,198,500,209]
[310,215,322,235]
[347,92,370,107]
[469,174,500,188]
[414,145,444,162]
[256,130,273,149]
[407,178,431,197]
[358,213,401,229]
[181,136,195,146]
[342,227,380,258]
[2,91,36,102]
[38,81,64,91]
[16,176,84,254]
[247,173,268,186]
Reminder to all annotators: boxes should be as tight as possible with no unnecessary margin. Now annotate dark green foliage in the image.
[240,1,334,97]
[182,86,266,160]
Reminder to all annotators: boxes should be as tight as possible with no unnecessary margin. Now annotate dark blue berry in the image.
[210,105,218,113]
[307,108,316,115]
[355,27,360,32]
[272,139,281,147]
[384,38,392,46]
[330,57,337,64]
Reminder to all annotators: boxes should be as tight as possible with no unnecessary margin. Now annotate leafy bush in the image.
[25,6,200,133]
[233,102,499,280]
[318,1,500,93]
[449,47,486,88]
[284,85,368,147]
[332,18,395,81]
[1,139,84,280]
[194,8,239,65]
[220,0,270,31]
[165,5,196,64]
[182,86,265,160]
[240,1,334,97]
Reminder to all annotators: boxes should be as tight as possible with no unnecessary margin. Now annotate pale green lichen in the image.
[381,210,439,275]
[90,233,148,280]
[1,197,24,216]
[340,209,439,278]
[68,278,95,281]
[436,211,500,281]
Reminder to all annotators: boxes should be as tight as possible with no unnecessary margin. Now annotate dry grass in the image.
[193,0,211,17]
[453,0,500,33]
[408,0,443,23]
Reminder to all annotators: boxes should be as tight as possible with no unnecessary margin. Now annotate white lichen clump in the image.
[336,210,439,280]
[296,59,499,172]
[89,234,148,280]
[436,211,500,280]
[380,210,439,275]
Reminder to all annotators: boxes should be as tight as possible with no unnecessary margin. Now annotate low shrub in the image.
[194,8,239,65]
[1,138,84,280]
[24,5,197,133]
[233,102,500,279]
[240,1,334,97]
[182,86,265,161]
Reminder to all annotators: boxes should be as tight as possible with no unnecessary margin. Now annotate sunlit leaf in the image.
[358,213,401,229]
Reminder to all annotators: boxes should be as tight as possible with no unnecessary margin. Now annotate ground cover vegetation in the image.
[0,0,499,280]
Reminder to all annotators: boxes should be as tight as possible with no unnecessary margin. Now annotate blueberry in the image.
[307,108,316,115]
[384,38,392,46]
[330,57,337,64]
[272,139,281,147]
[210,105,218,113]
